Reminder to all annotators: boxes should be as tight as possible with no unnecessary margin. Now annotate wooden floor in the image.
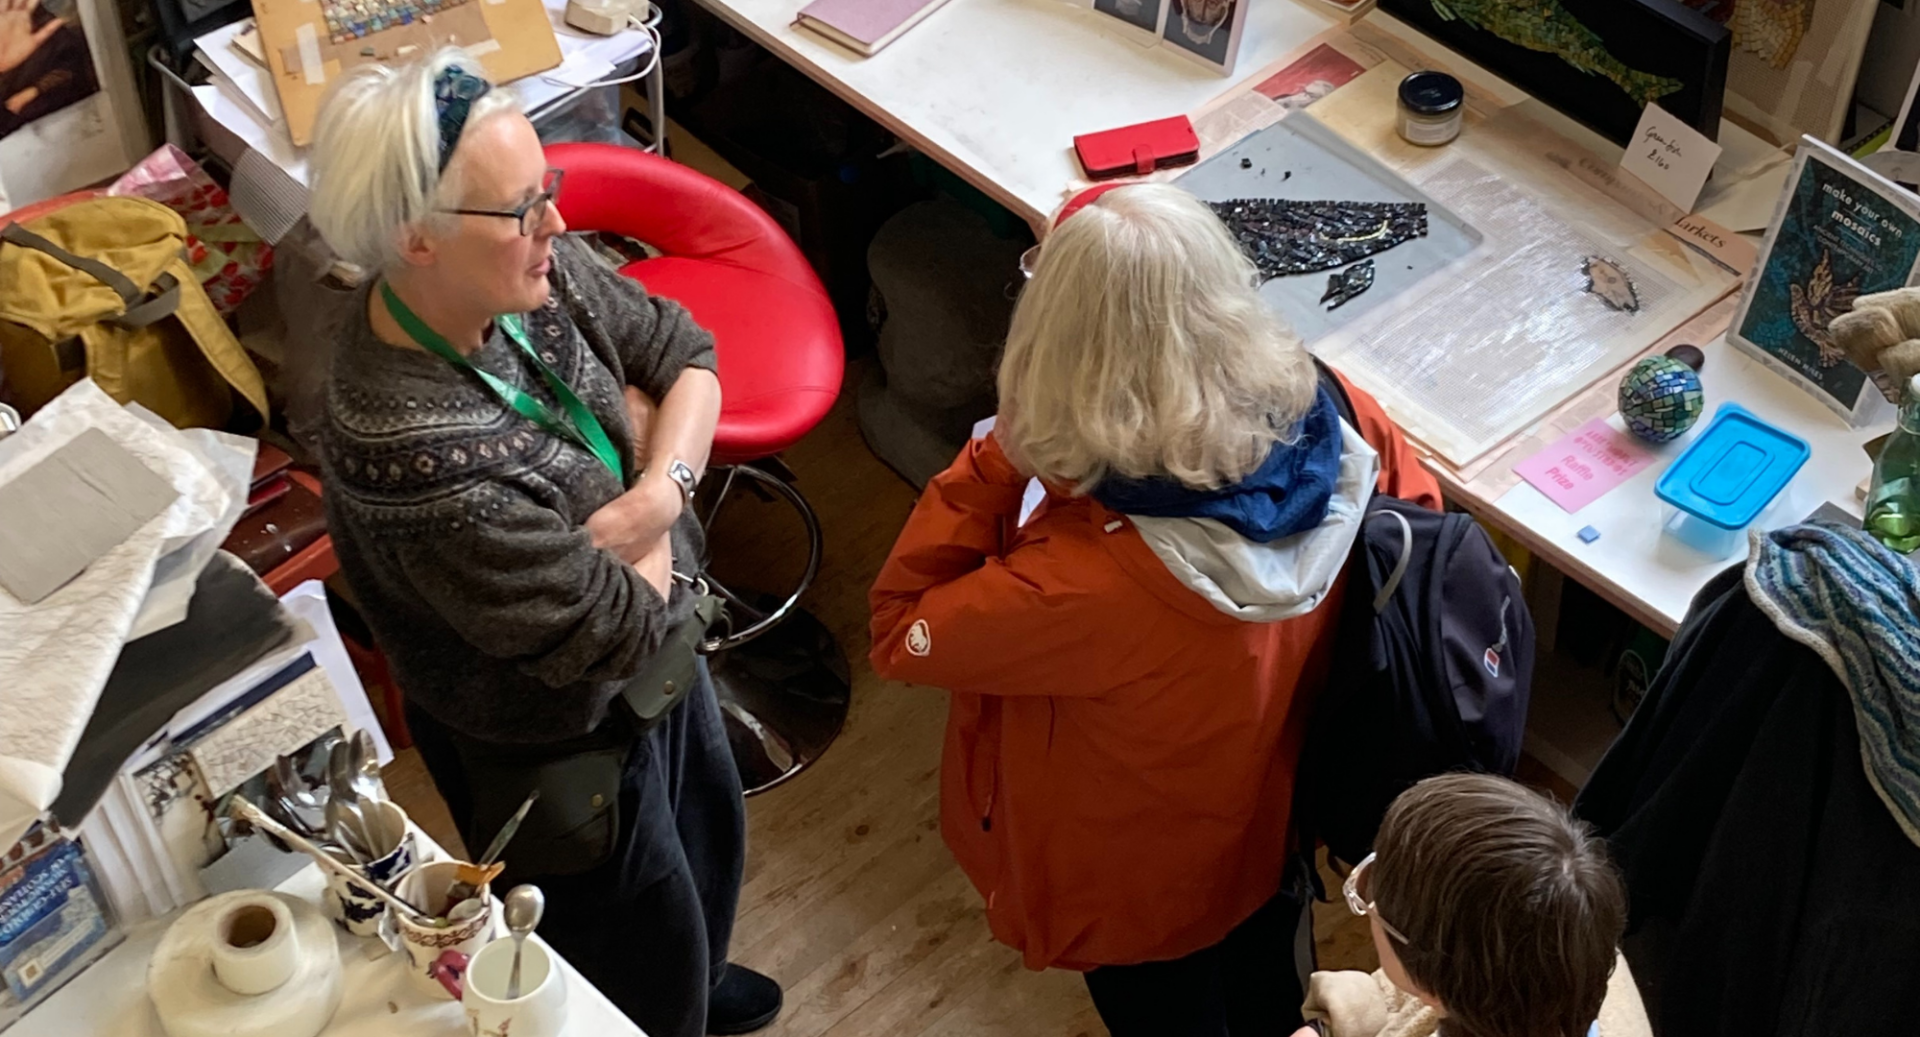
[386,361,1378,1036]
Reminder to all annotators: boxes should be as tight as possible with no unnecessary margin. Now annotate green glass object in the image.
[1866,375,1920,554]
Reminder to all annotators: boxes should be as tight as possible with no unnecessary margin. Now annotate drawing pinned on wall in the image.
[0,0,100,142]
[1378,0,1729,146]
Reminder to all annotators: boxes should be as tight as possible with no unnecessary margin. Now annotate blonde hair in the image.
[997,184,1316,492]
[307,48,521,270]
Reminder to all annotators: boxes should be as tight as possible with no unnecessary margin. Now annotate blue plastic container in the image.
[1653,403,1810,558]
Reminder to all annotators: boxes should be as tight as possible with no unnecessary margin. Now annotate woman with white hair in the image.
[870,184,1442,1036]
[308,51,780,1037]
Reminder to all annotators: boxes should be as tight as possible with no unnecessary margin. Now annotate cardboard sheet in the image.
[252,0,562,145]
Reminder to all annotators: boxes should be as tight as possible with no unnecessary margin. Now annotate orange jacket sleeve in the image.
[1335,371,1443,511]
[868,433,1115,697]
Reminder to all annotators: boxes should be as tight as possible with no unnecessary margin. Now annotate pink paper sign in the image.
[1513,418,1656,514]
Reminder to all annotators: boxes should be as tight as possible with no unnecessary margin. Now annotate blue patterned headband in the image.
[433,64,492,173]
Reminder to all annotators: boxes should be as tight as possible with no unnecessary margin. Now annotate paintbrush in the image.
[230,795,441,926]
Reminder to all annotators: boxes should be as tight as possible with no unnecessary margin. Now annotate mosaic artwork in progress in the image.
[323,0,475,44]
[1311,158,1686,464]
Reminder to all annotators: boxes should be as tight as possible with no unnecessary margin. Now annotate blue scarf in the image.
[1091,386,1342,543]
[1746,523,1920,848]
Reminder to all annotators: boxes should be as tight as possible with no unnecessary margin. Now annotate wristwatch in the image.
[661,458,698,507]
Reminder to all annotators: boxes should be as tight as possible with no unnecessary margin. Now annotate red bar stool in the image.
[546,142,849,794]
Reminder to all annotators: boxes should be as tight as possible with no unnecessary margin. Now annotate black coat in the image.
[1575,566,1920,1037]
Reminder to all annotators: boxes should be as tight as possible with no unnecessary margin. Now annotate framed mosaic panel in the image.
[1376,0,1730,146]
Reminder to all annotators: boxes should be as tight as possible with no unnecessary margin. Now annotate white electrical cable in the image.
[541,8,663,91]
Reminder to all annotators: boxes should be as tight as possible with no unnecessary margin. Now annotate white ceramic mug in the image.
[394,861,495,998]
[457,937,569,1037]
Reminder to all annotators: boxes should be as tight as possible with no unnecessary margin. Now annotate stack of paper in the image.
[0,383,254,854]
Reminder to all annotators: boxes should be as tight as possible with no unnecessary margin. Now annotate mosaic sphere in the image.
[1618,355,1704,443]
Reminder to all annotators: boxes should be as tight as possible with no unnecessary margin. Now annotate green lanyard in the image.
[381,281,625,483]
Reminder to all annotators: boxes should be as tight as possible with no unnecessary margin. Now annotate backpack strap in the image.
[2,222,143,307]
[2,222,182,327]
[112,273,182,328]
[1295,355,1367,895]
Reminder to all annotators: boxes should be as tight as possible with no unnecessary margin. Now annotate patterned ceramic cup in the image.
[395,861,496,998]
[320,805,416,938]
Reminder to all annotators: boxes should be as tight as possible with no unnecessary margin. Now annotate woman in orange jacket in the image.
[869,184,1441,1036]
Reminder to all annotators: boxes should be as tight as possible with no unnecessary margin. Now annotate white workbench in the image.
[12,859,646,1037]
[692,0,1866,643]
[688,0,1339,229]
[1476,335,1891,638]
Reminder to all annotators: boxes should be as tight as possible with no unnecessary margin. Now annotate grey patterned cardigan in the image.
[321,237,717,744]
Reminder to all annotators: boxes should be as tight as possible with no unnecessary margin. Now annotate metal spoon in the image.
[350,729,388,802]
[327,740,360,810]
[503,885,545,1000]
[268,755,328,836]
[326,797,370,862]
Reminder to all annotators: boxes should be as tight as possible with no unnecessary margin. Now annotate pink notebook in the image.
[793,0,956,55]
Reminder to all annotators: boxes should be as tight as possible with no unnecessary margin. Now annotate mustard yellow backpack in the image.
[0,196,268,429]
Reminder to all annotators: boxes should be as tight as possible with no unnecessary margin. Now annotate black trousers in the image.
[407,660,746,1037]
[1083,866,1315,1037]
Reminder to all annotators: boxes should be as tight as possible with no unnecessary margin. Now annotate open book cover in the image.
[794,0,958,56]
[1729,136,1920,426]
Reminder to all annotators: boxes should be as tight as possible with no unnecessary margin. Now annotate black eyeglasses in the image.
[445,168,564,236]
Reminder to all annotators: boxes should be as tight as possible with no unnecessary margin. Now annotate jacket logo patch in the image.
[906,619,932,657]
[1484,596,1511,678]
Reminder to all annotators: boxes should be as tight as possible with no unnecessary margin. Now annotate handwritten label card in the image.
[1513,418,1656,514]
[1622,104,1723,212]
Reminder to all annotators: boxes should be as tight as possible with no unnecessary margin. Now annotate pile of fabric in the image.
[1577,523,1920,1037]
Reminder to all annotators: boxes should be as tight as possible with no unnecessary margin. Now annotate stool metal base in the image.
[707,601,850,796]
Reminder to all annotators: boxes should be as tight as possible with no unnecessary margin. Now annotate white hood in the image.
[1130,421,1380,622]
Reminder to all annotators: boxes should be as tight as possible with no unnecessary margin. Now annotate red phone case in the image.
[1073,116,1201,180]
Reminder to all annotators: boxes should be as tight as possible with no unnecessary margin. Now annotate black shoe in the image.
[708,963,783,1035]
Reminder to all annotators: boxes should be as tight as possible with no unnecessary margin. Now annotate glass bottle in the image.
[1865,373,1920,553]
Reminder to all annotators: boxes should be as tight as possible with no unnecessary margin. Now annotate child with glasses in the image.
[1293,773,1649,1037]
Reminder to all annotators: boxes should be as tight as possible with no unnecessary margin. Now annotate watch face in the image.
[668,460,697,497]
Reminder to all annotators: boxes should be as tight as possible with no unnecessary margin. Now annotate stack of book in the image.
[0,825,118,1033]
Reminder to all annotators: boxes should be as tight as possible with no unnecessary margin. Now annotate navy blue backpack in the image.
[1300,363,1535,865]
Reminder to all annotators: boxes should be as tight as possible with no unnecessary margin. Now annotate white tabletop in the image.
[688,0,1339,228]
[13,860,645,1037]
[1480,335,1891,636]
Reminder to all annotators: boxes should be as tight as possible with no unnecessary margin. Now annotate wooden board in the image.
[252,0,562,145]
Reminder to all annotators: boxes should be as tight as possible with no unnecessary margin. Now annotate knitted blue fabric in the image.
[1746,523,1920,848]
